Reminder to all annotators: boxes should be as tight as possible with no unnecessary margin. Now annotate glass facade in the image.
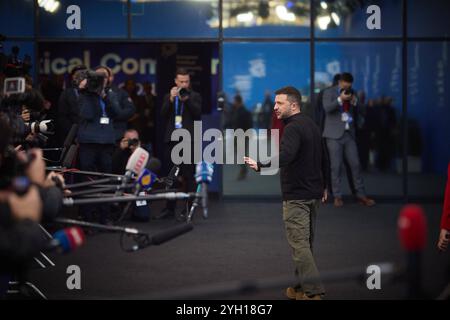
[1,0,448,199]
[222,42,310,196]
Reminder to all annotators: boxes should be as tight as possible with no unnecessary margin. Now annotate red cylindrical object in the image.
[398,204,427,252]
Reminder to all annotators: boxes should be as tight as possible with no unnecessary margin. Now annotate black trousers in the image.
[78,143,114,222]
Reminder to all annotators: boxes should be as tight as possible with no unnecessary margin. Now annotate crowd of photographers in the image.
[0,44,163,294]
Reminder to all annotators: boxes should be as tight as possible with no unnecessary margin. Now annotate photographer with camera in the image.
[95,66,135,142]
[1,59,53,149]
[156,68,202,220]
[0,116,66,291]
[77,69,124,223]
[112,129,141,174]
[55,65,87,145]
[322,72,375,208]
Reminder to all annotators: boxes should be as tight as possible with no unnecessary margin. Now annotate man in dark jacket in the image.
[245,86,328,300]
[77,71,125,223]
[95,66,135,142]
[156,68,202,220]
[56,65,87,146]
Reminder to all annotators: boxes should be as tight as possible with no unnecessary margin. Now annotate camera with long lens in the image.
[178,87,191,99]
[0,44,53,147]
[85,70,105,95]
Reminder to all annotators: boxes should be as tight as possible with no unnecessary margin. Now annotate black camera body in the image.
[85,71,105,95]
[127,138,139,148]
[340,88,355,96]
[178,88,191,99]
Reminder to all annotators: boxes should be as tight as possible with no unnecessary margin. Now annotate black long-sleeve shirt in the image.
[259,113,328,201]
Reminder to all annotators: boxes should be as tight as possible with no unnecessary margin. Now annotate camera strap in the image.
[174,96,184,129]
[99,97,110,125]
[99,97,107,117]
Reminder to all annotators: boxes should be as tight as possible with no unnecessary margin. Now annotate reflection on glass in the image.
[222,42,310,196]
[131,0,218,38]
[315,42,403,197]
[314,0,401,37]
[223,0,310,38]
[407,42,450,197]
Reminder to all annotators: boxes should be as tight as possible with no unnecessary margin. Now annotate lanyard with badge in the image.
[174,96,184,129]
[338,88,353,130]
[99,97,110,125]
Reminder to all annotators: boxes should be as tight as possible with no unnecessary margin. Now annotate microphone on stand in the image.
[114,147,149,197]
[117,168,158,222]
[398,204,427,299]
[195,162,214,219]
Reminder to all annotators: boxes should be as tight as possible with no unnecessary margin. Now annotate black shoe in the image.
[153,208,175,220]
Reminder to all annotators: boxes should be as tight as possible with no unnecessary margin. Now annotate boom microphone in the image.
[47,227,85,254]
[150,223,194,245]
[39,186,64,222]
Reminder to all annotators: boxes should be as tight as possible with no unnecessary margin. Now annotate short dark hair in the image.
[340,72,354,83]
[275,86,302,106]
[332,73,341,85]
[95,66,112,77]
[175,67,190,77]
[70,64,87,76]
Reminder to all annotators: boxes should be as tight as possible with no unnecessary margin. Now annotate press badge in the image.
[100,117,110,125]
[175,115,183,129]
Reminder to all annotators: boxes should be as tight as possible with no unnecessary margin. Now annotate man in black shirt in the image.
[244,86,327,300]
[156,68,202,220]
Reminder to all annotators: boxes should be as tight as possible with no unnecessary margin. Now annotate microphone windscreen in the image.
[52,227,85,253]
[125,147,149,175]
[195,162,214,184]
[137,168,158,190]
[146,157,162,173]
[398,204,427,252]
[40,186,64,222]
[151,223,193,245]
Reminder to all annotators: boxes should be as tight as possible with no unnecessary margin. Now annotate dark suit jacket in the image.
[161,90,202,143]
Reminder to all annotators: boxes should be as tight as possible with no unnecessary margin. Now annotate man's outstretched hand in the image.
[243,157,259,172]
